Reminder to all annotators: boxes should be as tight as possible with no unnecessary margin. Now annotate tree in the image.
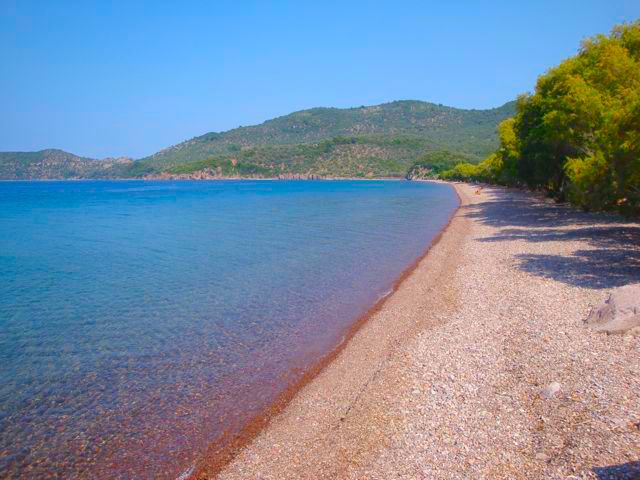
[442,21,640,215]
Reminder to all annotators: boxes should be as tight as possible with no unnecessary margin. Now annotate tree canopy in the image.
[441,21,640,216]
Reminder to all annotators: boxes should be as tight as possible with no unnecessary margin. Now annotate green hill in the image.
[0,149,133,180]
[0,100,516,179]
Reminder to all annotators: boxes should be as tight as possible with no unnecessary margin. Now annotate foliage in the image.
[405,150,472,179]
[168,155,272,177]
[0,100,515,180]
[143,100,515,168]
[440,21,640,215]
[0,150,132,179]
[128,100,515,178]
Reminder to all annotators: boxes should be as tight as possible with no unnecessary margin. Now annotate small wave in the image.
[377,289,393,302]
[176,464,195,480]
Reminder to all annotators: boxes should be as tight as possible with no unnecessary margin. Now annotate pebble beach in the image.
[198,182,640,480]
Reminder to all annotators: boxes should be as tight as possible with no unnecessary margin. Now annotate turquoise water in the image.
[0,180,457,479]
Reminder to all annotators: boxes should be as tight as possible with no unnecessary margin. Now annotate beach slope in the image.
[203,183,640,479]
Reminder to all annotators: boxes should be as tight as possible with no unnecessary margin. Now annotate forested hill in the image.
[0,100,515,179]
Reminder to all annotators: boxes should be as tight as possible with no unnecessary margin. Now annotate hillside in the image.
[135,100,516,178]
[0,100,516,179]
[0,150,132,180]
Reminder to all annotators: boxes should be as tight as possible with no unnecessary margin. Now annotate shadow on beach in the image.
[462,188,640,289]
[592,460,640,479]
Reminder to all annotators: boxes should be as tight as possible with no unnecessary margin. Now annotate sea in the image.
[0,179,458,479]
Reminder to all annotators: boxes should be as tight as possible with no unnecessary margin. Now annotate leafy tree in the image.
[441,21,640,215]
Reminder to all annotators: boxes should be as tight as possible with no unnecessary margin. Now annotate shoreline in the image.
[0,177,407,182]
[189,180,463,478]
[208,182,639,479]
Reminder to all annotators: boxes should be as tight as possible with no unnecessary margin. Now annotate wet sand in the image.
[197,183,640,479]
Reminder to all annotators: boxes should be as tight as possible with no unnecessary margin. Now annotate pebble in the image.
[216,184,640,480]
[541,382,562,399]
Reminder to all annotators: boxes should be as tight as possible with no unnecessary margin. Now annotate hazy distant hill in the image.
[0,149,133,180]
[0,100,516,179]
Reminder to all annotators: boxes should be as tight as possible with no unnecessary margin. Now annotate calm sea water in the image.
[0,180,457,479]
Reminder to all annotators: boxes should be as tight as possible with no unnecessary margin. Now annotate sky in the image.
[1,1,639,159]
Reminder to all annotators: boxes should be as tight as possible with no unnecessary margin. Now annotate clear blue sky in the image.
[1,1,638,159]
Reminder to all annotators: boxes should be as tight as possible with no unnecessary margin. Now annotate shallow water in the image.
[0,180,457,479]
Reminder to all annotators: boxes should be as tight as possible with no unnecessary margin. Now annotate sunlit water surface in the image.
[0,180,457,479]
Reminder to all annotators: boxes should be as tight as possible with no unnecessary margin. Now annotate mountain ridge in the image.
[0,99,516,179]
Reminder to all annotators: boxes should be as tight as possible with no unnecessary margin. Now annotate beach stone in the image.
[541,382,561,399]
[585,284,640,335]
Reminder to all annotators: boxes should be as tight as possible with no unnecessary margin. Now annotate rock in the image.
[627,326,640,337]
[541,382,561,399]
[585,284,640,335]
[276,173,323,180]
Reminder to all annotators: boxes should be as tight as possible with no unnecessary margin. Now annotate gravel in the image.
[203,183,640,480]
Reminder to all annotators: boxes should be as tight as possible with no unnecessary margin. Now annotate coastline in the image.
[0,176,407,182]
[202,182,639,479]
[188,180,463,478]
[1,178,457,480]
